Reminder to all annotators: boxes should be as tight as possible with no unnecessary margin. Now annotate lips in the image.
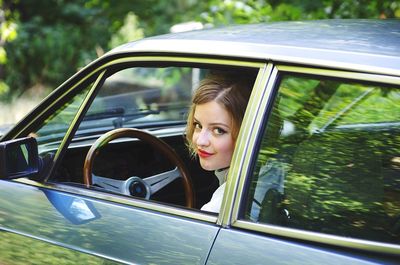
[197,149,213,158]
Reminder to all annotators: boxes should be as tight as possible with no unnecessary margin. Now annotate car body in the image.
[0,19,399,264]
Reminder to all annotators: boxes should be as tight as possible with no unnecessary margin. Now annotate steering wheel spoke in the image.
[92,174,127,194]
[144,167,181,194]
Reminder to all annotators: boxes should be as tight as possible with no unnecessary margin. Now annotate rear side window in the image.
[242,73,400,245]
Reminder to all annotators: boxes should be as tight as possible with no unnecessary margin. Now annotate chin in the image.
[200,165,216,172]
[199,161,216,171]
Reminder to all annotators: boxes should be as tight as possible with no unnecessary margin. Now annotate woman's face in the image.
[192,100,235,171]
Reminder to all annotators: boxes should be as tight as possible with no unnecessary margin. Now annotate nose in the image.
[195,129,210,147]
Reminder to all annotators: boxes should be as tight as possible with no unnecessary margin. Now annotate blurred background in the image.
[0,0,399,129]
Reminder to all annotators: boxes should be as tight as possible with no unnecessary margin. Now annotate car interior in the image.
[26,63,259,210]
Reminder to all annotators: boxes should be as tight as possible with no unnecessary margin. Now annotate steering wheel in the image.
[83,128,194,208]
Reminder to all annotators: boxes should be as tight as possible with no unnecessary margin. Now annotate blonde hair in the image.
[185,74,253,155]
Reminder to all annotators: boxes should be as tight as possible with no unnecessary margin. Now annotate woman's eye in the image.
[213,127,227,135]
[194,122,201,130]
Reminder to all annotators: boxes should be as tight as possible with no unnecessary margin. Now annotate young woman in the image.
[186,73,254,213]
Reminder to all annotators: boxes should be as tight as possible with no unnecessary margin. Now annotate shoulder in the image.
[201,183,226,213]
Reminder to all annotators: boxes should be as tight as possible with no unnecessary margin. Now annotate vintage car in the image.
[0,19,399,264]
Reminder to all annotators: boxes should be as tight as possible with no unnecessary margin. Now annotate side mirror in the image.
[0,137,39,179]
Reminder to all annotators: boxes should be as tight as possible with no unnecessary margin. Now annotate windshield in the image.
[75,67,203,137]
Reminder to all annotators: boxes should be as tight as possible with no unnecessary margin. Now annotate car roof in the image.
[108,19,400,77]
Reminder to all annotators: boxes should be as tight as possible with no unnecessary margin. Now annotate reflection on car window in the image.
[76,67,204,136]
[243,74,400,245]
[34,85,92,154]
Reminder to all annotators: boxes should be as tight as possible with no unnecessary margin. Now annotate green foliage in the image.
[5,22,90,96]
[249,74,400,243]
[0,79,8,95]
[108,12,144,48]
[0,1,17,98]
[198,0,400,26]
[1,0,112,100]
[0,0,399,101]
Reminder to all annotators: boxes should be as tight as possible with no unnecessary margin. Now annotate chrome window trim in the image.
[234,219,400,255]
[278,65,400,85]
[54,71,106,161]
[229,65,400,255]
[13,56,264,140]
[12,55,264,223]
[219,63,275,226]
[16,178,219,223]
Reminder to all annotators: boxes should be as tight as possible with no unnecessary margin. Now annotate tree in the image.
[1,0,399,101]
[0,0,17,98]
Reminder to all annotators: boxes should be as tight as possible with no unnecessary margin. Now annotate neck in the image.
[215,167,229,185]
[216,166,229,172]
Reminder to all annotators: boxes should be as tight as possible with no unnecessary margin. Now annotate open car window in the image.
[76,67,201,138]
[242,73,400,245]
[35,62,259,211]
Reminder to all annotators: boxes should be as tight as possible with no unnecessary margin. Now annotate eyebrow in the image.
[193,118,231,129]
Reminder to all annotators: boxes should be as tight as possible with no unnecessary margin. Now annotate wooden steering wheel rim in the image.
[83,128,194,208]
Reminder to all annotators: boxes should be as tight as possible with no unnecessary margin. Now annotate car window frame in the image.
[225,63,400,256]
[8,54,267,223]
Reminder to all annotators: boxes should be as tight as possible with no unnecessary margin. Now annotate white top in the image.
[201,168,228,213]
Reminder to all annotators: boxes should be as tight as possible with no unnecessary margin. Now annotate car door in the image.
[0,178,219,264]
[0,55,264,264]
[207,65,400,264]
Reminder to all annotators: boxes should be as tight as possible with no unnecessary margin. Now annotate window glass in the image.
[75,67,204,137]
[243,74,400,245]
[33,85,92,154]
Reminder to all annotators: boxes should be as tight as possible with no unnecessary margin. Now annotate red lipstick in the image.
[198,149,213,158]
